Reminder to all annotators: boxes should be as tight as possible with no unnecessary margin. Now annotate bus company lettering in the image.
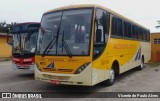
[113,44,136,49]
[37,58,64,62]
[37,57,79,62]
[48,58,64,62]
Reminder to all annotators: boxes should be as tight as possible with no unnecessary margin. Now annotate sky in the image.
[0,0,160,32]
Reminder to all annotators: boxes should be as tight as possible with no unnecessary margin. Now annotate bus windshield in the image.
[13,32,38,54]
[37,8,93,56]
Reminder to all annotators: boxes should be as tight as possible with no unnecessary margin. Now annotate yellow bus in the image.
[35,4,151,86]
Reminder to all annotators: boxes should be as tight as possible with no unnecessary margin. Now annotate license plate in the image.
[50,80,60,85]
[17,66,30,69]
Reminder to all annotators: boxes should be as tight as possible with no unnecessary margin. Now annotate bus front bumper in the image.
[12,63,35,71]
[34,63,93,86]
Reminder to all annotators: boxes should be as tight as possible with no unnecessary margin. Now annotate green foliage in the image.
[0,21,17,33]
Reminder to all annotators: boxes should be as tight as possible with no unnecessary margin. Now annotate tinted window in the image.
[132,25,138,39]
[111,16,123,37]
[143,30,147,41]
[146,31,150,41]
[123,21,132,38]
[138,28,143,40]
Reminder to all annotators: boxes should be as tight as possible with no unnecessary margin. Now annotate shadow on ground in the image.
[42,67,139,91]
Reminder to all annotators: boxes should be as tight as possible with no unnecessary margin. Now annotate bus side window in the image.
[138,28,143,41]
[94,8,109,58]
[111,17,123,37]
[123,21,132,38]
[146,31,150,41]
[132,25,138,40]
[96,29,102,42]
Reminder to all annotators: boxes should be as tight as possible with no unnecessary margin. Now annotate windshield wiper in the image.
[42,38,56,57]
[41,28,57,57]
[41,23,62,57]
[41,12,72,57]
[62,31,72,58]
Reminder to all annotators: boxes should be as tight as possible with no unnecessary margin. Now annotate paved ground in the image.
[0,61,160,101]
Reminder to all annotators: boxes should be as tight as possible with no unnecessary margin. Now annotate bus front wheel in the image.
[104,69,115,86]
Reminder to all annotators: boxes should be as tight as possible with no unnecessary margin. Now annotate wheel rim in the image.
[110,70,115,83]
[141,59,144,68]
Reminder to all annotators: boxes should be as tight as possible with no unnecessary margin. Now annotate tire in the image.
[104,68,115,86]
[137,57,144,70]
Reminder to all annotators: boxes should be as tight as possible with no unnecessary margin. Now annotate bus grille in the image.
[43,74,71,80]
[43,68,73,73]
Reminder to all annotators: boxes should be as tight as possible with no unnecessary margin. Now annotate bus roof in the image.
[11,22,40,33]
[15,22,40,26]
[44,4,149,31]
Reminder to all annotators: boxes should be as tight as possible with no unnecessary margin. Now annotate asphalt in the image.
[0,61,160,101]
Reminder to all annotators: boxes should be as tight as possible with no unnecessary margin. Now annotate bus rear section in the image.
[7,22,40,70]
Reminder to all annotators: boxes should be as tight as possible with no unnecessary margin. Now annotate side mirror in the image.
[7,29,13,46]
[96,29,102,42]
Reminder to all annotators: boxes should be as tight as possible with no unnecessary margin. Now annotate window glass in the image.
[123,21,132,38]
[154,38,160,44]
[111,17,123,37]
[138,28,143,40]
[132,25,138,39]
[94,8,110,59]
[95,9,110,44]
[146,31,150,41]
[37,9,93,56]
[143,30,147,41]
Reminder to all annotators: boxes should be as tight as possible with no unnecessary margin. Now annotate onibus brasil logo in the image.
[2,93,42,98]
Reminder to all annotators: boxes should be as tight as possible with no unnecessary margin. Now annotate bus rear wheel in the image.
[137,56,144,70]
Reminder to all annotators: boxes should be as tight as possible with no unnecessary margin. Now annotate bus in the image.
[35,4,151,86]
[7,22,40,70]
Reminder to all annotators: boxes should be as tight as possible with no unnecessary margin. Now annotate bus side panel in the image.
[91,68,110,85]
[141,42,151,63]
[92,38,143,84]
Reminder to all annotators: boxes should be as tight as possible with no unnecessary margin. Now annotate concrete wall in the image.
[151,33,160,62]
[0,34,12,58]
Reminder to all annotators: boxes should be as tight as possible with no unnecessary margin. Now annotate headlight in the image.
[74,63,90,74]
[36,63,42,71]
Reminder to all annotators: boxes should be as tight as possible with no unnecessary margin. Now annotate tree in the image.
[0,21,17,33]
[0,21,6,27]
[155,20,160,28]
